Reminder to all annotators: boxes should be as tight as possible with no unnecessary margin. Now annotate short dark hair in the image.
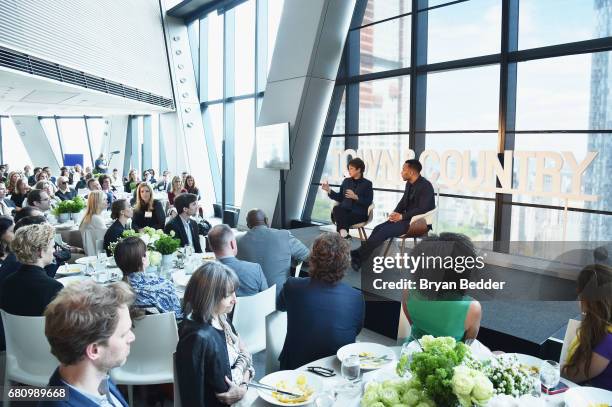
[207,224,234,252]
[26,189,45,206]
[174,193,198,215]
[114,237,147,276]
[348,157,366,175]
[14,206,43,224]
[98,175,110,186]
[87,178,98,189]
[405,159,422,173]
[33,167,42,173]
[14,215,47,231]
[110,199,129,220]
[309,233,350,284]
[0,215,14,258]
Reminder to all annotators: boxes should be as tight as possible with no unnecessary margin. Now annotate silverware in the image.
[249,381,303,398]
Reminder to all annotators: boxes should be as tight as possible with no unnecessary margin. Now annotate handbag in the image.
[197,219,212,236]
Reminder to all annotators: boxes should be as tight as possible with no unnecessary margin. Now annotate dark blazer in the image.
[132,199,165,230]
[56,189,77,201]
[103,220,127,256]
[277,277,365,370]
[0,264,63,316]
[40,367,128,407]
[218,256,268,297]
[328,177,373,217]
[10,192,27,208]
[394,176,436,222]
[164,216,202,253]
[176,318,234,407]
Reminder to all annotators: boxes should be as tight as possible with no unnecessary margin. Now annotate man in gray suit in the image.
[237,209,310,294]
[208,224,268,297]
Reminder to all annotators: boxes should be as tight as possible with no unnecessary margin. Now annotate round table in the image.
[248,347,578,407]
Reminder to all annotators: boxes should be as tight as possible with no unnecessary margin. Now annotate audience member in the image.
[13,206,43,224]
[148,169,157,184]
[36,169,49,184]
[0,216,14,263]
[104,199,132,256]
[181,171,188,183]
[132,183,165,230]
[277,232,364,369]
[208,224,267,297]
[562,264,612,390]
[59,166,70,179]
[0,183,15,217]
[111,168,123,189]
[55,176,77,201]
[87,177,101,191]
[98,174,116,206]
[142,170,153,184]
[168,176,186,206]
[156,170,171,192]
[6,171,20,195]
[11,178,29,208]
[70,164,84,187]
[124,169,139,193]
[79,190,108,256]
[43,166,57,184]
[23,165,32,179]
[43,280,134,407]
[114,236,182,318]
[27,189,51,213]
[164,193,202,253]
[0,223,62,316]
[28,166,42,186]
[76,172,92,191]
[402,233,482,342]
[184,175,200,199]
[176,262,253,407]
[237,209,309,294]
[36,180,61,207]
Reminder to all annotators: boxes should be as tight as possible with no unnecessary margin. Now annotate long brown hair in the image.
[7,171,20,194]
[135,183,154,212]
[563,264,612,378]
[170,176,183,195]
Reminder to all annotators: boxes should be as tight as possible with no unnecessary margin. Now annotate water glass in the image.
[93,269,109,283]
[314,391,335,407]
[540,360,560,395]
[341,354,361,382]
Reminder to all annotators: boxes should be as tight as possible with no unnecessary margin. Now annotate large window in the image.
[0,117,33,170]
[187,0,285,207]
[304,0,612,242]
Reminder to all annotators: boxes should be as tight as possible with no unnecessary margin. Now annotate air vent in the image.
[0,45,174,109]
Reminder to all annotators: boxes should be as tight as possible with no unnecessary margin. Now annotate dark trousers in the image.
[332,206,368,232]
[357,219,411,260]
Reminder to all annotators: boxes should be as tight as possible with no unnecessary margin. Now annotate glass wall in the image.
[187,0,285,207]
[305,0,612,242]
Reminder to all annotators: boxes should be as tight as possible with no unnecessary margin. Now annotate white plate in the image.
[564,386,612,406]
[56,263,86,276]
[57,275,89,286]
[337,343,395,371]
[75,255,99,265]
[497,353,543,371]
[172,271,192,287]
[257,370,322,406]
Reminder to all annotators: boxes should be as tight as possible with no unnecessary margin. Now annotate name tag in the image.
[145,211,153,218]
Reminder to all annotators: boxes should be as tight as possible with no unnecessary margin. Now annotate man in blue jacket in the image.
[40,280,135,407]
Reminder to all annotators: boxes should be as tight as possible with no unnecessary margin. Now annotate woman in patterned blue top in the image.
[114,236,183,319]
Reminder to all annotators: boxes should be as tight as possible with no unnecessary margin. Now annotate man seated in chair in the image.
[163,193,202,253]
[321,157,373,239]
[41,280,135,407]
[351,159,435,271]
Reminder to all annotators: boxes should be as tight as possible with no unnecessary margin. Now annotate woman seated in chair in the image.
[103,199,132,256]
[321,157,373,239]
[401,232,482,343]
[176,261,253,407]
[114,236,182,319]
[132,182,165,231]
[562,264,612,391]
[79,190,108,256]
[277,232,365,369]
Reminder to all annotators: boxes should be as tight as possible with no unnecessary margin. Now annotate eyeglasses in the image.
[306,366,335,377]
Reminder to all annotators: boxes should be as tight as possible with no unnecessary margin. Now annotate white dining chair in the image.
[232,285,276,354]
[1,310,59,407]
[110,312,179,407]
[265,311,288,374]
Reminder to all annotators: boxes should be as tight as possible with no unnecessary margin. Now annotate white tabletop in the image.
[248,347,578,407]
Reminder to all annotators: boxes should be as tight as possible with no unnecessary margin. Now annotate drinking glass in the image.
[93,269,109,283]
[540,360,560,397]
[341,355,361,382]
[314,391,335,407]
[95,253,107,272]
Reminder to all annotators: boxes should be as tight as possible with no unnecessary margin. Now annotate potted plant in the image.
[52,196,86,223]
[153,232,181,267]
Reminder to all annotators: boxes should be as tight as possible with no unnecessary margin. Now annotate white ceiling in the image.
[0,67,174,116]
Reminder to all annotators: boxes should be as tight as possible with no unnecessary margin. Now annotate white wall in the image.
[0,0,173,98]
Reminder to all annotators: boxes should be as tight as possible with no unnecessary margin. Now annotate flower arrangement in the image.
[52,195,86,215]
[387,336,494,407]
[481,355,533,398]
[109,227,181,257]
